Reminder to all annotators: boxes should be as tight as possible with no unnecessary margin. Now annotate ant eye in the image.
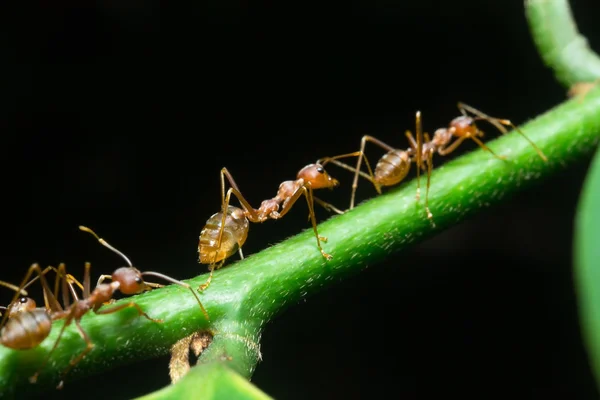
[316,166,324,174]
[135,277,143,284]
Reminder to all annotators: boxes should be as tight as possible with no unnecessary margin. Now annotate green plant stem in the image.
[1,91,600,397]
[525,0,600,87]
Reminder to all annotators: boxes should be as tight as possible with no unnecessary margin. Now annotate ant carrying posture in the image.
[29,226,209,388]
[321,103,548,219]
[198,159,354,290]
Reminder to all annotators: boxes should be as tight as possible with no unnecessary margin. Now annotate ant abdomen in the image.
[0,309,52,350]
[199,206,249,264]
[375,150,412,187]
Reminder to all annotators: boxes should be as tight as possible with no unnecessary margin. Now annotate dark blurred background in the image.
[2,0,600,399]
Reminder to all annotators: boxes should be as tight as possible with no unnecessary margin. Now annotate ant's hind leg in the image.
[199,260,225,292]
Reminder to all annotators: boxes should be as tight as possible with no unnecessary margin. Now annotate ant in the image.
[198,205,249,267]
[29,226,209,388]
[198,158,354,290]
[320,103,548,219]
[0,264,65,350]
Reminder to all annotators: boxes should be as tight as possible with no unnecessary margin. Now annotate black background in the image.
[2,1,600,399]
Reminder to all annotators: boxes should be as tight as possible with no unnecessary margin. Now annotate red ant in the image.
[29,226,209,388]
[320,103,548,219]
[0,264,66,350]
[198,159,354,290]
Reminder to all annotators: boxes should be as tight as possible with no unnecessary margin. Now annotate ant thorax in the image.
[258,198,281,220]
[432,128,452,146]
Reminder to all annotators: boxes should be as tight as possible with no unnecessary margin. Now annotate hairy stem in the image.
[1,90,600,397]
[525,0,600,87]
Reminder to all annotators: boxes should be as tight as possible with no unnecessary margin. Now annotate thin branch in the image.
[525,0,600,87]
[1,90,600,397]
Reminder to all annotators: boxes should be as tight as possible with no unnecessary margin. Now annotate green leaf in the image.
[575,141,600,391]
[135,362,273,400]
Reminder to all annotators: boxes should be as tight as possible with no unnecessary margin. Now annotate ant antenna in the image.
[141,271,208,320]
[0,280,28,297]
[79,226,133,267]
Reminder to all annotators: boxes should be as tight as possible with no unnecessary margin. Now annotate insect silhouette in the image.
[320,103,548,218]
[0,264,64,350]
[29,226,209,388]
[198,159,353,290]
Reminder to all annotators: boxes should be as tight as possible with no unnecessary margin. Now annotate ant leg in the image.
[96,274,112,287]
[95,301,163,323]
[405,112,424,202]
[38,267,63,313]
[320,150,379,211]
[140,271,209,320]
[221,168,260,221]
[55,264,73,308]
[276,185,332,260]
[82,262,91,299]
[56,318,94,389]
[470,136,507,160]
[415,111,423,201]
[318,158,375,183]
[424,140,434,220]
[199,260,224,292]
[54,264,84,308]
[313,195,345,215]
[29,312,74,384]
[319,156,379,210]
[350,136,395,209]
[19,265,67,312]
[458,102,547,161]
[438,134,507,161]
[485,118,547,161]
[436,134,468,157]
[317,151,364,167]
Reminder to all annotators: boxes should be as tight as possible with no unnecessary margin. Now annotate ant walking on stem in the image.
[321,102,548,219]
[198,158,355,290]
[29,226,209,389]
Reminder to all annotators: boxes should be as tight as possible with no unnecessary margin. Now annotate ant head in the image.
[297,163,339,189]
[8,297,37,316]
[112,267,151,294]
[449,115,478,137]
